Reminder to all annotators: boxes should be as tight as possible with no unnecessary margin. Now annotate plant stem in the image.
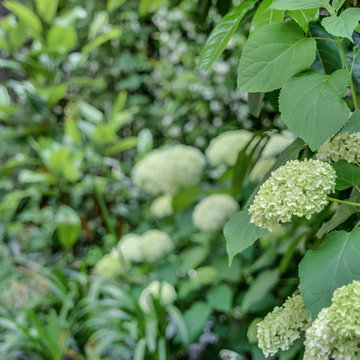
[337,37,359,110]
[312,37,338,43]
[95,187,117,237]
[328,196,360,207]
[354,219,360,229]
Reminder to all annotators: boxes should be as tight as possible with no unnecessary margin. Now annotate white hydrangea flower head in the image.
[261,132,295,158]
[192,194,239,231]
[139,280,176,313]
[141,230,174,262]
[304,281,360,360]
[249,159,336,231]
[117,234,143,263]
[257,294,312,357]
[205,130,252,167]
[249,158,276,182]
[94,252,124,278]
[316,132,360,165]
[150,194,173,218]
[131,145,206,195]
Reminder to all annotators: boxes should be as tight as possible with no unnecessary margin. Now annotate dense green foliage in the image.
[1,0,360,359]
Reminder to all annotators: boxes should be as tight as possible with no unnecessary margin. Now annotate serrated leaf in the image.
[237,22,316,92]
[333,160,360,190]
[340,109,360,133]
[199,0,257,71]
[279,69,350,150]
[223,209,268,266]
[249,0,284,36]
[288,9,318,33]
[317,189,360,238]
[322,8,360,42]
[4,1,42,33]
[299,229,360,316]
[271,0,322,10]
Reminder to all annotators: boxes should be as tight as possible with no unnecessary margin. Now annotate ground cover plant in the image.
[0,0,360,359]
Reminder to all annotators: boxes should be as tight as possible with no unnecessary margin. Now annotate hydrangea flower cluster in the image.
[249,159,336,231]
[139,280,177,313]
[117,230,173,263]
[94,251,125,278]
[316,132,360,165]
[150,194,173,218]
[257,294,312,357]
[205,130,252,167]
[304,281,360,359]
[131,145,206,195]
[192,194,239,231]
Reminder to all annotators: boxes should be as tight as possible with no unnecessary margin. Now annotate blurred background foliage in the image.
[0,0,314,359]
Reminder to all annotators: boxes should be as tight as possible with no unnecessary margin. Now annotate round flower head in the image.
[131,145,205,195]
[261,132,295,158]
[205,130,252,167]
[139,280,176,313]
[316,132,360,165]
[249,159,336,231]
[94,252,124,278]
[192,194,239,231]
[249,158,276,182]
[117,234,143,263]
[141,230,174,262]
[257,294,312,357]
[150,194,173,218]
[304,281,360,360]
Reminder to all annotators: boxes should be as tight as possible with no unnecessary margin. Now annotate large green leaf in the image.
[332,160,360,190]
[341,109,360,133]
[322,8,360,42]
[199,0,257,71]
[279,69,350,150]
[4,1,42,33]
[299,229,360,316]
[249,0,284,36]
[237,22,316,92]
[271,0,322,10]
[223,209,268,265]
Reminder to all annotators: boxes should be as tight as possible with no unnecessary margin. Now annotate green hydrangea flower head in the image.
[205,130,252,167]
[249,159,336,231]
[192,194,239,231]
[150,194,173,218]
[94,251,125,278]
[139,280,176,313]
[257,294,312,357]
[316,132,360,165]
[117,230,173,263]
[304,280,360,360]
[131,145,206,195]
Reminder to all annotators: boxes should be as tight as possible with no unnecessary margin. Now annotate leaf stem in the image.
[95,186,117,237]
[312,37,337,43]
[354,219,360,229]
[328,196,360,207]
[337,37,359,110]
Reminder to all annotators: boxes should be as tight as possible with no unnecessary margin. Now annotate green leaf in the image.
[4,1,42,33]
[279,69,350,150]
[237,22,316,92]
[299,229,360,316]
[316,189,360,237]
[249,0,284,36]
[248,93,264,117]
[288,9,318,33]
[223,209,269,266]
[56,205,81,249]
[35,0,58,24]
[139,0,168,16]
[206,284,233,313]
[167,306,189,345]
[183,302,212,343]
[47,25,77,54]
[81,28,121,54]
[198,0,257,71]
[322,8,360,42]
[271,0,322,10]
[332,0,345,12]
[332,160,360,190]
[134,338,146,360]
[172,185,200,212]
[341,109,360,133]
[107,0,127,12]
[241,269,279,313]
